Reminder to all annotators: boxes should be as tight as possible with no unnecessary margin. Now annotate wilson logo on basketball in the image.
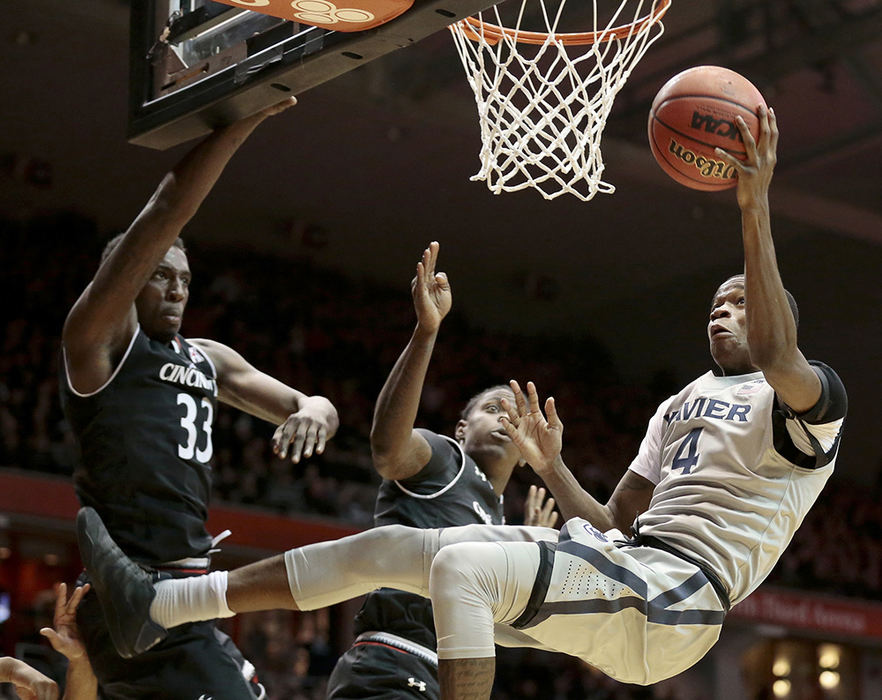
[667,140,737,181]
[690,112,744,142]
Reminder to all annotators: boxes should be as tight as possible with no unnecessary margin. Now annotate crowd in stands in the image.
[2,212,881,698]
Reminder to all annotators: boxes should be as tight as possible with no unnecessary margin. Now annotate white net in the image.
[449,0,670,201]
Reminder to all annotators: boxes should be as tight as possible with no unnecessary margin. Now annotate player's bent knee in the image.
[428,543,499,659]
[428,545,467,603]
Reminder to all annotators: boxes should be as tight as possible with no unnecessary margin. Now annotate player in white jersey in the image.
[77,105,846,697]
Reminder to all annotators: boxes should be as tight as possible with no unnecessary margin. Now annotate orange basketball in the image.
[648,65,767,191]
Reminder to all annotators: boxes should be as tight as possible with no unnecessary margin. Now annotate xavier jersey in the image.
[61,326,218,566]
[629,361,846,605]
[355,429,505,649]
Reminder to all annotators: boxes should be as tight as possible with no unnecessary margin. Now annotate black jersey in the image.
[60,327,218,566]
[354,429,505,649]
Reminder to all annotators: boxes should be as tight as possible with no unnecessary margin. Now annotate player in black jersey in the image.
[61,99,338,699]
[326,242,557,699]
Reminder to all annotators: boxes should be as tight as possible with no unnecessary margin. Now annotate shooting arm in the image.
[720,107,820,412]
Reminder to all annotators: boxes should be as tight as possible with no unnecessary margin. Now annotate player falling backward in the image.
[79,106,846,697]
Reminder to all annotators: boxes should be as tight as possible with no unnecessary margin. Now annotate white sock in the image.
[149,570,234,629]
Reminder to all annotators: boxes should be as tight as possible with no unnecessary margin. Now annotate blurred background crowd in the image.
[2,212,880,698]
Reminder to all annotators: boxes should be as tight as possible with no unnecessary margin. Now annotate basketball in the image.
[648,65,767,191]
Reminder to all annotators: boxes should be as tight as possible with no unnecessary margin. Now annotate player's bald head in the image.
[716,275,799,327]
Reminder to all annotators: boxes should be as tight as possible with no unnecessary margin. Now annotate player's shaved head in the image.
[717,275,799,327]
[101,233,187,264]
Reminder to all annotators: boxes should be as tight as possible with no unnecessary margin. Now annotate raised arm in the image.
[63,99,297,394]
[189,339,338,464]
[716,106,820,412]
[370,242,451,480]
[501,381,653,534]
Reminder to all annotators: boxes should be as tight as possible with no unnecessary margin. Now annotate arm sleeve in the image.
[777,361,847,468]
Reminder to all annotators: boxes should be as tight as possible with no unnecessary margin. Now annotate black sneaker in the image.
[76,507,168,658]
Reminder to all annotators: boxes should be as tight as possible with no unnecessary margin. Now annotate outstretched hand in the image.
[272,400,332,463]
[523,485,559,528]
[411,241,451,333]
[715,104,777,210]
[39,583,90,664]
[500,380,563,476]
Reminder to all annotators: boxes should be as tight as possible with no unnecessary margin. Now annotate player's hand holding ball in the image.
[648,65,767,191]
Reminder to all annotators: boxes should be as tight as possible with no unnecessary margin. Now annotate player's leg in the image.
[428,540,547,700]
[439,659,495,700]
[78,505,556,658]
[225,523,556,614]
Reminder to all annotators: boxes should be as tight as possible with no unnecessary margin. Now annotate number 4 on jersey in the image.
[671,427,703,474]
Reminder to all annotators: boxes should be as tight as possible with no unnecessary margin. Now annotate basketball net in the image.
[449,0,671,201]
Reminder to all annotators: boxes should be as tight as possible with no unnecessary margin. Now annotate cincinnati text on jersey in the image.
[159,362,218,396]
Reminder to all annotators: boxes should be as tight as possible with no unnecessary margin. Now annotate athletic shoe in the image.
[76,506,168,658]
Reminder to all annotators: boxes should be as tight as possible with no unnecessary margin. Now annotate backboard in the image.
[129,0,502,150]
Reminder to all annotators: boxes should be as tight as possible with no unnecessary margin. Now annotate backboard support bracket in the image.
[128,0,502,150]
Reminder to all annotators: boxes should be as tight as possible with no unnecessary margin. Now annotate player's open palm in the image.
[523,485,559,528]
[39,583,89,664]
[500,380,563,475]
[411,241,451,333]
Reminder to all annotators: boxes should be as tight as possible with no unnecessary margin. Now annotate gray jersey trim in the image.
[355,631,439,667]
[393,436,468,500]
[62,324,141,398]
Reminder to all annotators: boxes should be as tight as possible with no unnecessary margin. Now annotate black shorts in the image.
[76,572,264,699]
[327,641,438,700]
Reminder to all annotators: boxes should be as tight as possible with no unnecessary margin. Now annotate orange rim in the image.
[458,0,671,46]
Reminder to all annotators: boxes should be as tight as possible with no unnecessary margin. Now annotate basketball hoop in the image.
[449,0,671,201]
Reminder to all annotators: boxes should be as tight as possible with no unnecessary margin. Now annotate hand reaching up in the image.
[411,241,451,333]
